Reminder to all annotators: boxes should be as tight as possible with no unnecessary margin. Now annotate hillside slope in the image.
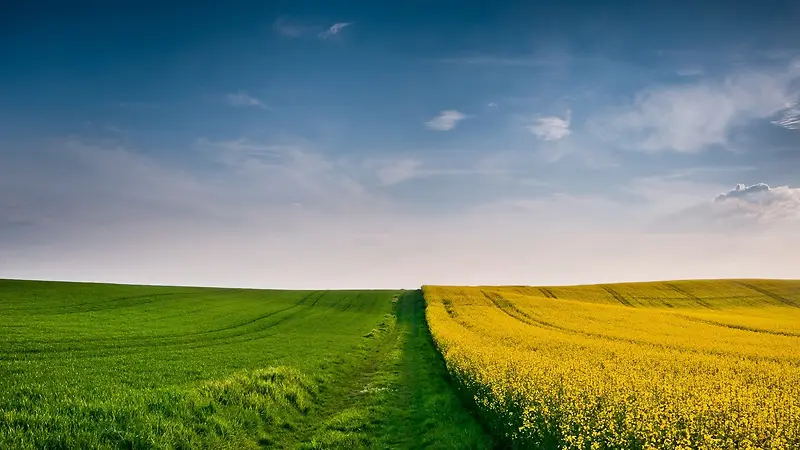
[424,279,800,449]
[0,280,490,449]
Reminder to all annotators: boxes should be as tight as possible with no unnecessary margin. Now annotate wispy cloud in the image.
[773,102,800,129]
[645,166,757,181]
[370,158,515,186]
[273,17,353,41]
[1,136,382,250]
[195,137,378,213]
[527,111,572,141]
[196,138,283,160]
[438,54,567,68]
[675,67,705,77]
[374,159,422,186]
[425,110,467,131]
[594,62,800,152]
[318,22,353,39]
[225,92,268,109]
[272,16,315,38]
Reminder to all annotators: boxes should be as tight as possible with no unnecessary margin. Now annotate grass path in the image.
[283,290,492,449]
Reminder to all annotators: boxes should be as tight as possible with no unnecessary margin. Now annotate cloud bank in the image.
[714,183,772,201]
[658,183,800,231]
[3,136,799,290]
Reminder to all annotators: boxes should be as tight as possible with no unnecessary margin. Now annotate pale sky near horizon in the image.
[1,1,799,289]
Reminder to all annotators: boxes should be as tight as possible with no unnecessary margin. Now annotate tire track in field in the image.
[480,291,563,331]
[7,291,321,346]
[663,283,714,309]
[196,291,322,335]
[477,291,800,365]
[439,295,479,332]
[0,291,326,359]
[600,285,634,307]
[442,298,458,318]
[733,281,799,308]
[674,314,800,337]
[310,291,327,308]
[538,288,558,299]
[101,291,371,354]
[324,292,355,311]
[11,291,204,315]
[0,310,294,359]
[0,303,316,361]
[633,296,750,302]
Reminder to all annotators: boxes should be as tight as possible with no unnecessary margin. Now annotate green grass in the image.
[295,290,492,449]
[0,280,491,449]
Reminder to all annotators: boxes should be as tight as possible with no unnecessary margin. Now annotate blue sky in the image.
[1,0,799,288]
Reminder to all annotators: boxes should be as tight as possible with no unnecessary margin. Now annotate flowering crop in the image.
[423,280,800,449]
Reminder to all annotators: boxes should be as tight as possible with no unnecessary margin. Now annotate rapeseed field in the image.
[423,280,800,449]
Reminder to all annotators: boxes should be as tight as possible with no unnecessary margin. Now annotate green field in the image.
[0,280,491,449]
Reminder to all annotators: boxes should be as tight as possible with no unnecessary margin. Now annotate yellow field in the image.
[423,280,800,449]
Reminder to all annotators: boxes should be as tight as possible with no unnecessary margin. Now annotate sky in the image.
[1,0,799,289]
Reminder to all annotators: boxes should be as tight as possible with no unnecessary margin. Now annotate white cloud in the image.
[713,183,800,223]
[714,183,772,201]
[318,22,353,39]
[0,136,384,254]
[527,111,572,141]
[195,138,375,211]
[273,17,352,40]
[595,63,800,152]
[773,102,800,129]
[425,110,467,131]
[225,92,267,109]
[657,183,800,231]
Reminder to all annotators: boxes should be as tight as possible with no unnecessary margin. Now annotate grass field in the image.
[0,280,490,449]
[424,280,800,449]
